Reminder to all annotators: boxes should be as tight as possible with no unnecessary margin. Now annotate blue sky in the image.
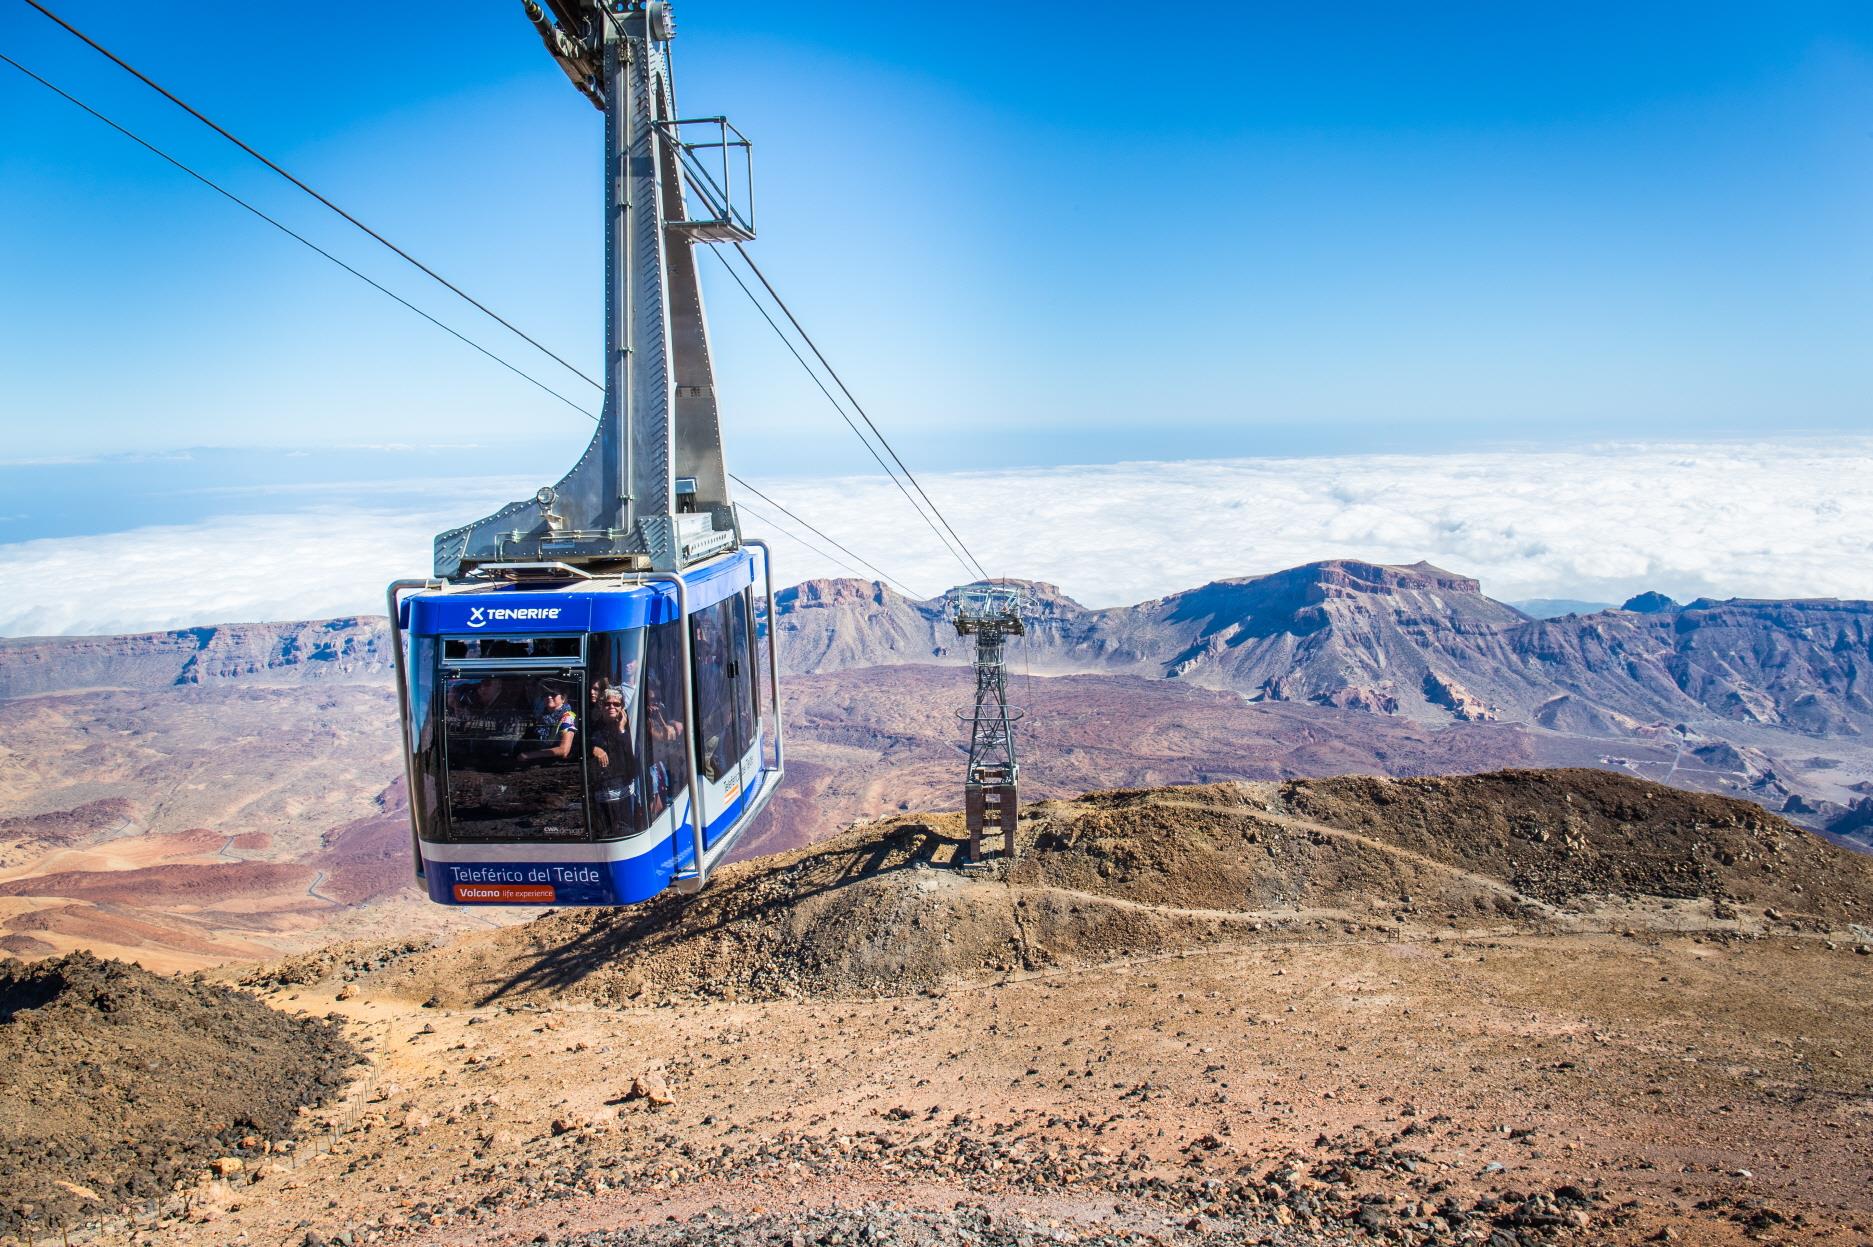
[2,4,1871,634]
[4,1,1869,479]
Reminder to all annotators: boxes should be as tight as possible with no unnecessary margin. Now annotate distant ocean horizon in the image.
[3,436,1868,637]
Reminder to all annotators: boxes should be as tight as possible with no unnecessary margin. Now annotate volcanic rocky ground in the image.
[4,558,1871,970]
[4,560,1873,1244]
[7,770,1869,1247]
[0,951,354,1233]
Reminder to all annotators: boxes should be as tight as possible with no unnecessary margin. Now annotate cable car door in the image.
[689,597,751,843]
[725,588,760,806]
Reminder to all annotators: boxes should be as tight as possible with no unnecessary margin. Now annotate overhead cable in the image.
[663,135,991,583]
[14,12,982,593]
[728,240,990,584]
[703,247,978,582]
[19,0,600,393]
[35,0,989,588]
[732,502,865,580]
[0,51,594,419]
[4,51,936,603]
[729,474,929,600]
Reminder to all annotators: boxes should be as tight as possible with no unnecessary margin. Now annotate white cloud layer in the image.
[0,508,460,637]
[4,438,1870,636]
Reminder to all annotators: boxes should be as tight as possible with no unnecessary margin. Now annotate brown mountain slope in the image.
[0,618,388,698]
[1282,769,1873,916]
[338,769,1873,1009]
[746,665,1562,859]
[0,663,1602,971]
[7,563,1865,752]
[772,561,1873,739]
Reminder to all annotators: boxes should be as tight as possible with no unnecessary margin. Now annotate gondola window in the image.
[440,670,588,840]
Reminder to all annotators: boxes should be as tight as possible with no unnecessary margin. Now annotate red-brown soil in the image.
[0,861,319,906]
[0,952,354,1232]
[364,770,1872,1009]
[0,670,1631,972]
[0,798,136,851]
[4,772,1867,1246]
[1284,770,1873,918]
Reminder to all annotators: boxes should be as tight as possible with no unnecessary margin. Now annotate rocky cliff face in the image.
[1458,597,1873,733]
[770,579,951,674]
[0,618,390,699]
[1106,561,1533,715]
[9,563,1866,750]
[772,560,1873,742]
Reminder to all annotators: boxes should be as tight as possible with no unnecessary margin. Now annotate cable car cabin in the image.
[389,547,783,907]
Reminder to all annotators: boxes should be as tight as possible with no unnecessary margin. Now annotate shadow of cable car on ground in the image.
[472,820,962,1004]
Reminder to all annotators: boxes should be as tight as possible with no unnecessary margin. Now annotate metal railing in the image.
[657,115,754,241]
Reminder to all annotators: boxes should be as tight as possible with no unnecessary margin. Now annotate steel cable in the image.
[0,50,919,599]
[14,7,986,591]
[19,0,601,393]
[0,52,597,419]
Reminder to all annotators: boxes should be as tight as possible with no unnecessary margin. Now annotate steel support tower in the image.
[436,0,757,579]
[950,584,1026,861]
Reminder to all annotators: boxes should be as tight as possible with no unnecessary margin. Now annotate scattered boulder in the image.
[1423,670,1498,722]
[629,1072,675,1106]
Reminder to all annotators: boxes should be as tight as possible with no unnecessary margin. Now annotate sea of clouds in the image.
[3,438,1868,636]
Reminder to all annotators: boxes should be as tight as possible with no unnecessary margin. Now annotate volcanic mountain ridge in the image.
[6,560,1866,752]
[774,560,1873,736]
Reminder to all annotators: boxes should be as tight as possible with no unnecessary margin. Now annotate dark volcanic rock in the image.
[0,952,355,1231]
[1622,591,1680,614]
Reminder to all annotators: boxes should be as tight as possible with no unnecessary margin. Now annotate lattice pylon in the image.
[950,584,1026,861]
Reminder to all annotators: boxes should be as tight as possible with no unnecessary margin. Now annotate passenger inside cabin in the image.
[589,686,637,834]
[449,674,514,715]
[518,683,578,764]
[642,682,683,819]
[644,684,683,748]
[692,612,730,779]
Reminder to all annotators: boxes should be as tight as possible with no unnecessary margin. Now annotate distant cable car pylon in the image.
[948,583,1027,861]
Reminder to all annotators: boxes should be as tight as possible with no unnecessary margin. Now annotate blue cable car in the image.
[389,547,780,905]
[388,0,783,905]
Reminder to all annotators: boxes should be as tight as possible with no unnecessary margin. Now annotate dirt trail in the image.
[1152,794,1563,915]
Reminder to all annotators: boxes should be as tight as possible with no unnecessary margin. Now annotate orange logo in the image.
[452,883,556,903]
